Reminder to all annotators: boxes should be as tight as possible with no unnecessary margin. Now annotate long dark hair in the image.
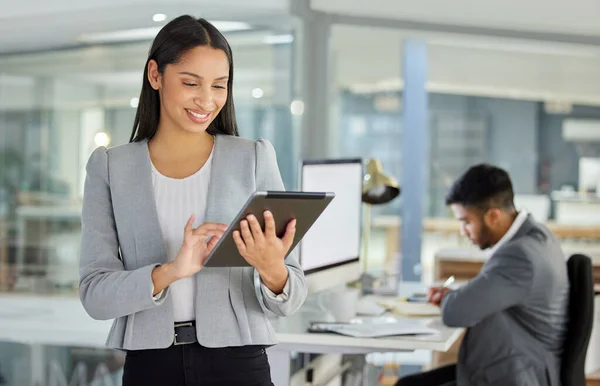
[130,15,239,142]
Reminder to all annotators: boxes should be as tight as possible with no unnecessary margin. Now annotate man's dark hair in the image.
[445,163,515,211]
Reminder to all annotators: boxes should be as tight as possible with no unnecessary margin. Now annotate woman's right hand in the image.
[170,215,228,279]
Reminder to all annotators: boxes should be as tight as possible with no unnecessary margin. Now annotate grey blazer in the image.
[79,135,308,350]
[441,215,569,386]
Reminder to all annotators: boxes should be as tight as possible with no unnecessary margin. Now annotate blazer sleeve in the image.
[253,138,308,316]
[79,146,168,321]
[440,243,534,327]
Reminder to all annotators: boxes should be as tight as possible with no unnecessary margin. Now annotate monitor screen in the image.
[299,159,362,273]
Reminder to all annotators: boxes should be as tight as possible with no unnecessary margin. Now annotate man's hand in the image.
[428,287,450,307]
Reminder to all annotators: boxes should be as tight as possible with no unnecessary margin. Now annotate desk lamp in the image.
[361,158,400,272]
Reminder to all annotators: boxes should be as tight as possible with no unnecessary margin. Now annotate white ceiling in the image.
[0,0,290,53]
[1,0,600,107]
[1,0,599,55]
[313,0,600,37]
[331,25,600,105]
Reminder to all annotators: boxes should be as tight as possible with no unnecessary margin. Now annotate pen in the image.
[441,275,455,289]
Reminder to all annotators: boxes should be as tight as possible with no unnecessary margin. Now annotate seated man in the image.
[397,164,569,386]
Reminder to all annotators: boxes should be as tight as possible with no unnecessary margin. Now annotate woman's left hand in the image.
[233,210,296,290]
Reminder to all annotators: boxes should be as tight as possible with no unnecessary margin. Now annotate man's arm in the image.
[440,244,534,327]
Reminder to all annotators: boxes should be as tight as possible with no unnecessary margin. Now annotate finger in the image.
[281,219,296,249]
[232,230,247,254]
[246,215,265,243]
[192,227,226,238]
[206,234,223,252]
[184,215,196,233]
[240,220,254,247]
[195,222,228,232]
[441,288,450,299]
[427,289,436,303]
[263,211,276,238]
[428,287,441,302]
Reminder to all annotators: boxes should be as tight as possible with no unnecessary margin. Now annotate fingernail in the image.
[247,215,255,221]
[264,210,272,217]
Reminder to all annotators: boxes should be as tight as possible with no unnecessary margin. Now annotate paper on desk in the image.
[356,298,388,316]
[377,299,441,317]
[311,320,438,338]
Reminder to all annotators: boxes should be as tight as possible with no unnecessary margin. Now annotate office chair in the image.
[561,254,595,386]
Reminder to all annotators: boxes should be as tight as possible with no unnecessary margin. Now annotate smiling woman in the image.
[78,14,307,386]
[130,16,238,142]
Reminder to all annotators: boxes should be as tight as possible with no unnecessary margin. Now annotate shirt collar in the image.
[486,210,529,256]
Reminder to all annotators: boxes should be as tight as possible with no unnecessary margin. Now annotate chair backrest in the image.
[561,254,595,386]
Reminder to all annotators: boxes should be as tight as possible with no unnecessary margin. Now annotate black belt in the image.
[174,321,198,345]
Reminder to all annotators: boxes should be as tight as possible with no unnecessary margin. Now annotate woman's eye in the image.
[183,82,197,87]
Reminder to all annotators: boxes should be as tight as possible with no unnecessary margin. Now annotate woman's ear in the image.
[147,60,161,90]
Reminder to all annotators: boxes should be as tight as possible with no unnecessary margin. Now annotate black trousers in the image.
[395,364,457,386]
[122,343,273,386]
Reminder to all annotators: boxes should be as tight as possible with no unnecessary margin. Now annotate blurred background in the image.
[1,0,600,385]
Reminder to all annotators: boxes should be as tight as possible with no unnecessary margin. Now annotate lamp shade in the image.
[362,159,400,204]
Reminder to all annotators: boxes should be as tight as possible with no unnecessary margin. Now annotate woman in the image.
[79,15,307,386]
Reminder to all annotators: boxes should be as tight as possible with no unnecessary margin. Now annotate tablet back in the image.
[204,191,334,267]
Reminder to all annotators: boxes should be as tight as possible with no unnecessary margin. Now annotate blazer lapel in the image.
[128,140,168,264]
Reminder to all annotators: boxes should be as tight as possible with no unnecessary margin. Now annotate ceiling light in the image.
[211,21,252,32]
[94,132,111,147]
[79,27,161,43]
[252,88,264,99]
[430,38,598,58]
[152,14,167,22]
[263,34,294,45]
[290,100,304,116]
[78,21,251,44]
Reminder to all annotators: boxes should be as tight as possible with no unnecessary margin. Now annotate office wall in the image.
[539,105,600,193]
[470,97,539,193]
[340,91,600,217]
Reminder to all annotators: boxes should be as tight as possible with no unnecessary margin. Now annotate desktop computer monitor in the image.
[299,159,363,293]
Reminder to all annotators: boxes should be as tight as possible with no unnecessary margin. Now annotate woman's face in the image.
[148,45,229,135]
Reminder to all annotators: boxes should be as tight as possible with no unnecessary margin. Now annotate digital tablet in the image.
[203,191,335,267]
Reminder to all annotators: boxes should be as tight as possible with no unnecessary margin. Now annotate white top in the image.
[151,148,214,322]
[149,145,289,322]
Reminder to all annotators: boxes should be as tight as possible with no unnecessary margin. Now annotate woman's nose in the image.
[194,89,216,110]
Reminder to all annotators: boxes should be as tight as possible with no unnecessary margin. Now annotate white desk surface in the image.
[0,293,111,348]
[0,292,463,354]
[16,205,82,219]
[272,314,462,354]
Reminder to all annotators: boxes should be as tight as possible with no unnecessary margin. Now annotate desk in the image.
[15,205,82,275]
[373,215,600,264]
[267,292,464,386]
[434,248,600,285]
[0,293,464,386]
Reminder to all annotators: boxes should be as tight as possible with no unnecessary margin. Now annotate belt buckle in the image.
[173,322,194,346]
